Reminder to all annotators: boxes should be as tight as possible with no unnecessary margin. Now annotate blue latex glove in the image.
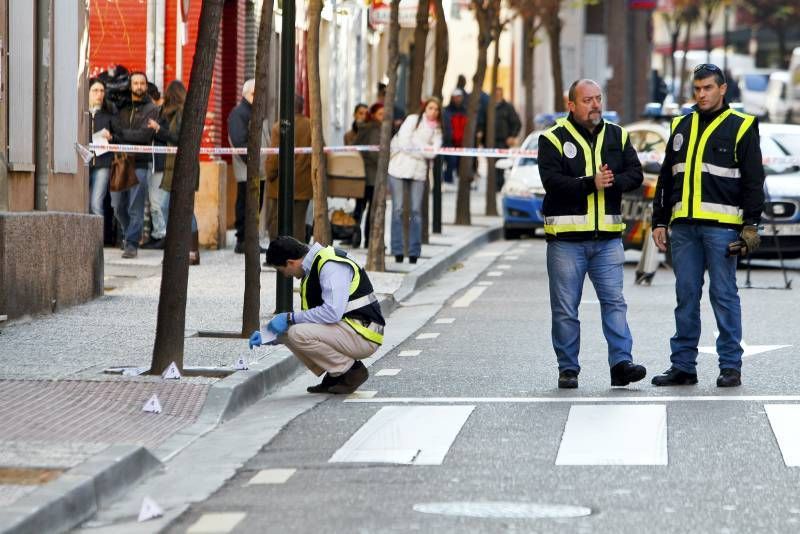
[267,313,290,335]
[248,330,263,350]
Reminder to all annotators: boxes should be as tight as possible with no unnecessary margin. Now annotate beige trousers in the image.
[282,322,379,376]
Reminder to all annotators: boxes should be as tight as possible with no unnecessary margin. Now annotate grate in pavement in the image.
[0,379,210,449]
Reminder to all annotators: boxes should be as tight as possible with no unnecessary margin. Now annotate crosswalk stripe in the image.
[556,405,668,465]
[344,395,800,404]
[329,406,475,465]
[247,469,296,485]
[187,512,247,533]
[765,404,800,466]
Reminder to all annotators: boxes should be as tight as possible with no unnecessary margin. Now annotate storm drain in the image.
[413,501,592,519]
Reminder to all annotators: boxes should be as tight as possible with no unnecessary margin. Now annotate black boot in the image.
[328,361,369,394]
[558,370,578,389]
[307,372,341,393]
[651,367,698,386]
[716,368,741,387]
[610,361,647,386]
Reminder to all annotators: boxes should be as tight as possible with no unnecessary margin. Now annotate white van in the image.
[789,47,800,124]
[765,71,790,123]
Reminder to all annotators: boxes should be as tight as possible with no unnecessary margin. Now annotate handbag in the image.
[109,153,139,192]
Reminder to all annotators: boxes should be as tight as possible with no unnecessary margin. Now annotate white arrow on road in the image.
[699,332,791,357]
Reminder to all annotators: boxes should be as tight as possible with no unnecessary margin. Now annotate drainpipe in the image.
[155,0,166,90]
[34,0,51,211]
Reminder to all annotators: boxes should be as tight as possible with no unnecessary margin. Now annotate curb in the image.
[0,445,161,534]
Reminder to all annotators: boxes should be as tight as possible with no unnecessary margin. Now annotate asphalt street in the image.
[161,237,800,534]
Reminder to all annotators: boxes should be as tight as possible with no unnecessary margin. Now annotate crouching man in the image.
[250,236,385,394]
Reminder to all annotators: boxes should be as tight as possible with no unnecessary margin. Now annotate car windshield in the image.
[743,74,769,92]
[517,136,538,166]
[761,133,800,175]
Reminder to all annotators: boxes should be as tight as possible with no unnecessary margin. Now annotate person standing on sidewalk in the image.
[351,103,384,249]
[442,89,467,186]
[142,81,169,250]
[88,79,118,226]
[493,86,522,191]
[388,97,443,264]
[650,64,765,388]
[250,236,385,394]
[111,72,159,259]
[538,79,646,389]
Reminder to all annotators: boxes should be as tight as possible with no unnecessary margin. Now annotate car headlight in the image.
[502,182,545,197]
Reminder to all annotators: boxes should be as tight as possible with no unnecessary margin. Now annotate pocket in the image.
[707,137,735,167]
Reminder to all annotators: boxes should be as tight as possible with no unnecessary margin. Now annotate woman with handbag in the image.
[147,80,201,265]
[88,79,118,232]
[387,97,443,263]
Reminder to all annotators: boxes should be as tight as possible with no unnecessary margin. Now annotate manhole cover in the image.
[413,501,592,519]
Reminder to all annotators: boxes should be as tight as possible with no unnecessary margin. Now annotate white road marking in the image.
[477,281,494,286]
[247,469,296,485]
[766,405,800,466]
[502,255,519,260]
[416,332,440,340]
[580,299,600,304]
[475,252,502,257]
[555,405,668,465]
[329,405,475,465]
[399,350,422,357]
[187,512,247,533]
[698,339,791,358]
[347,390,377,399]
[377,369,401,376]
[496,264,512,269]
[452,287,487,308]
[344,395,800,404]
[487,271,503,277]
[435,318,456,324]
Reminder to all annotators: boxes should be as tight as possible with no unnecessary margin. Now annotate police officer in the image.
[651,64,765,388]
[250,236,386,394]
[538,79,647,389]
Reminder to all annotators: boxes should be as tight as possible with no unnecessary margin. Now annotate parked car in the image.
[735,70,772,118]
[497,132,545,239]
[765,71,790,123]
[624,120,800,258]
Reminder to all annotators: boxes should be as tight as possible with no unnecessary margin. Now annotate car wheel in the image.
[503,227,521,240]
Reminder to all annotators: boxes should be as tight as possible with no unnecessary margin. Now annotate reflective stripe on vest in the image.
[670,109,745,225]
[299,247,383,345]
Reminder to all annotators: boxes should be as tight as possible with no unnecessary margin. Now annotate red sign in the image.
[629,0,657,8]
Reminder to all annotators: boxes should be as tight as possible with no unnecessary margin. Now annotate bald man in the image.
[537,79,646,389]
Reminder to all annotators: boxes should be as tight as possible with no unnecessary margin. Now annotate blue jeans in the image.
[389,175,425,258]
[148,168,169,239]
[110,167,149,248]
[161,191,198,233]
[547,238,633,373]
[669,224,742,372]
[89,167,110,216]
[443,155,459,183]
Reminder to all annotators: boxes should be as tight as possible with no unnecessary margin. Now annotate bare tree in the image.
[541,0,564,112]
[701,0,723,63]
[485,12,512,217]
[408,0,431,110]
[241,0,275,336]
[740,0,798,67]
[366,0,400,272]
[455,0,497,226]
[432,0,449,101]
[678,4,699,104]
[308,0,331,244]
[151,0,224,373]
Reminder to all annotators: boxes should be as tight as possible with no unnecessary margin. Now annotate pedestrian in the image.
[88,78,117,227]
[228,79,268,254]
[650,64,765,388]
[250,236,386,394]
[375,82,405,133]
[387,97,443,264]
[147,80,201,265]
[265,94,313,242]
[142,80,169,250]
[111,71,159,259]
[442,88,467,185]
[493,86,522,190]
[538,79,647,389]
[344,103,368,146]
[351,102,384,248]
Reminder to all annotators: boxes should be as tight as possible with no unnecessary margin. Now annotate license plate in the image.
[763,223,800,236]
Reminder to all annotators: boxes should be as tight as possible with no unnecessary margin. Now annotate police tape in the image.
[78,143,800,166]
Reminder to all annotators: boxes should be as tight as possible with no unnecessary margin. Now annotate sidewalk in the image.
[0,189,501,533]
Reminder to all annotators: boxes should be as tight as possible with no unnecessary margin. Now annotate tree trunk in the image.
[679,21,692,105]
[408,0,430,109]
[705,19,712,63]
[455,0,493,226]
[775,25,788,68]
[522,18,535,134]
[241,0,274,336]
[150,0,223,374]
[544,4,563,112]
[366,0,400,272]
[432,0,448,101]
[670,27,679,85]
[484,21,501,217]
[308,0,330,245]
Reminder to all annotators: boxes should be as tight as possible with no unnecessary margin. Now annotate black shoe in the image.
[121,244,138,259]
[327,361,369,394]
[717,368,741,388]
[234,241,245,254]
[558,370,578,389]
[394,255,403,263]
[141,238,165,250]
[307,372,341,393]
[610,361,647,386]
[651,367,698,386]
[409,256,418,264]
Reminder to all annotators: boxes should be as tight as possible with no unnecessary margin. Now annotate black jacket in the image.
[538,114,643,241]
[353,121,380,187]
[114,95,159,168]
[652,104,765,229]
[227,98,252,165]
[90,103,118,168]
[494,100,521,147]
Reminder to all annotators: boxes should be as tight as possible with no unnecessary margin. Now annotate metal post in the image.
[276,0,296,313]
[432,155,442,234]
